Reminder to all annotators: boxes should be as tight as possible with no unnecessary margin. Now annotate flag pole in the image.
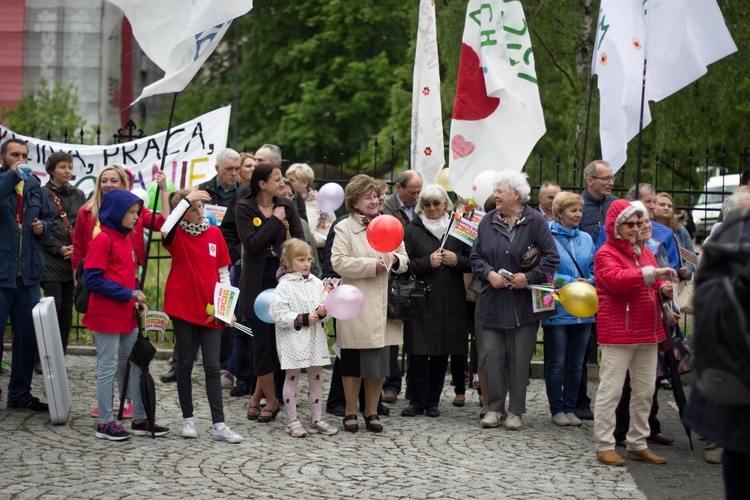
[580,75,595,189]
[634,58,648,195]
[140,92,178,287]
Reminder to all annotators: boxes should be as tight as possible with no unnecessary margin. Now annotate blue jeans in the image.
[1,279,41,405]
[94,330,146,424]
[543,323,591,415]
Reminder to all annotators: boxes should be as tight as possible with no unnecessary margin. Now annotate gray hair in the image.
[216,148,240,167]
[722,192,750,217]
[626,183,655,201]
[256,144,282,165]
[583,160,609,180]
[286,163,315,190]
[539,181,560,194]
[395,170,422,188]
[496,170,531,203]
[414,184,453,216]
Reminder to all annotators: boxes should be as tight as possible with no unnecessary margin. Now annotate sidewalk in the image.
[0,353,723,499]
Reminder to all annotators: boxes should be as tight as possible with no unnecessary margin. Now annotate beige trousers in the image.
[594,343,658,453]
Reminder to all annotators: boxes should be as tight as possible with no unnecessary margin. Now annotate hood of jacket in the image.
[605,199,643,256]
[99,189,143,234]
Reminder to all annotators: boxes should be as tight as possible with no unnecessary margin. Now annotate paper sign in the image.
[204,204,228,227]
[449,210,485,246]
[213,283,240,324]
[532,288,556,313]
[679,247,698,268]
[313,216,333,241]
[144,311,170,333]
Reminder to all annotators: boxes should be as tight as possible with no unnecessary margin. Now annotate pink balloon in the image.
[325,284,365,321]
[317,182,345,213]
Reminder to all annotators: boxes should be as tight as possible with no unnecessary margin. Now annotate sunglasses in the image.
[622,221,644,229]
[421,200,443,208]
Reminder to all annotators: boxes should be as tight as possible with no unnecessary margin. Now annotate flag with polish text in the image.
[448,0,545,199]
[106,0,253,104]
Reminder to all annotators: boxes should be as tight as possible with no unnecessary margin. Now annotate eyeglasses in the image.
[492,188,509,194]
[591,175,616,182]
[421,200,443,208]
[622,221,644,229]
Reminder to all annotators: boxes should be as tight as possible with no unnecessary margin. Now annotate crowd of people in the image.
[2,139,750,486]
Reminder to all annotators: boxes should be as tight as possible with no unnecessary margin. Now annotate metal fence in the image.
[6,122,750,344]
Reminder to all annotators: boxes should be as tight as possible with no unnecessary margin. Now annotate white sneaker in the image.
[287,421,308,438]
[552,412,571,426]
[210,424,243,443]
[182,420,198,439]
[481,411,503,428]
[309,420,339,436]
[221,371,235,389]
[565,412,582,426]
[505,412,522,430]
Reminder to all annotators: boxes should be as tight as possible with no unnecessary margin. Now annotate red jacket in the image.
[594,200,667,345]
[72,203,164,271]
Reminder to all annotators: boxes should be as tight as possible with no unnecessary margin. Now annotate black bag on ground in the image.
[692,208,750,405]
[387,274,429,320]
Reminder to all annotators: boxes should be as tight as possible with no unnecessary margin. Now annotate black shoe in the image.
[364,414,383,433]
[647,432,675,445]
[131,420,170,437]
[574,406,594,421]
[401,405,424,417]
[160,369,177,383]
[377,403,390,416]
[8,397,48,412]
[229,384,251,397]
[425,407,440,418]
[257,405,280,423]
[343,414,359,433]
[327,405,346,417]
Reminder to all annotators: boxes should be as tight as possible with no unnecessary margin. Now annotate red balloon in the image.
[366,215,404,253]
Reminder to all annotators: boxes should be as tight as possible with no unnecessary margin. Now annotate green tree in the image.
[0,78,86,138]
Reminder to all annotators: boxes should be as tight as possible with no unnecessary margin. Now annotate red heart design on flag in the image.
[451,135,475,159]
[452,43,500,121]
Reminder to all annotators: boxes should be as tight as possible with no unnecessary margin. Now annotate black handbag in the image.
[387,274,430,320]
[73,260,90,313]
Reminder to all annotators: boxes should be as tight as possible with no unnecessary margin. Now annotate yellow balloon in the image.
[437,168,452,192]
[558,281,599,318]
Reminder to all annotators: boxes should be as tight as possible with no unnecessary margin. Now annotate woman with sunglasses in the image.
[593,199,675,467]
[401,184,471,418]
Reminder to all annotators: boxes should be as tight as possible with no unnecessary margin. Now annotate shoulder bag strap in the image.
[553,234,585,278]
[53,195,76,243]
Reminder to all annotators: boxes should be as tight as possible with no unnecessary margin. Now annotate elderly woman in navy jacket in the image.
[541,192,595,428]
[470,170,559,431]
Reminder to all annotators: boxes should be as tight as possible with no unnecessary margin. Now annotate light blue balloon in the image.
[254,288,276,324]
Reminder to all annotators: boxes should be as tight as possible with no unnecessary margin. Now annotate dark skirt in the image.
[248,257,280,376]
[340,345,397,378]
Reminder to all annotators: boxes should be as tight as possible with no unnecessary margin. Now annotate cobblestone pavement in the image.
[0,352,723,499]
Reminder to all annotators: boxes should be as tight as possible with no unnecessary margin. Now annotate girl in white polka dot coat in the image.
[271,239,338,437]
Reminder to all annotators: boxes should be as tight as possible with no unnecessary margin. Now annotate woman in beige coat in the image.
[331,174,409,433]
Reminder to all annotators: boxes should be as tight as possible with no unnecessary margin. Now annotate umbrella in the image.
[118,310,158,437]
[660,326,694,451]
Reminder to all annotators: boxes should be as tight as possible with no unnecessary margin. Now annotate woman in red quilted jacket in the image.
[593,199,676,467]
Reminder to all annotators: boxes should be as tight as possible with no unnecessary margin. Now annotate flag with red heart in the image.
[448,0,545,199]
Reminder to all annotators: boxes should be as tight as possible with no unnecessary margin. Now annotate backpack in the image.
[692,208,750,406]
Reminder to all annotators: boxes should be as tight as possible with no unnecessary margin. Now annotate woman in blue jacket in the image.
[541,192,596,427]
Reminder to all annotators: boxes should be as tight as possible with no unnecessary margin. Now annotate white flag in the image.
[448,0,545,199]
[593,0,737,171]
[107,0,253,103]
[410,0,444,187]
[592,0,650,173]
[645,0,737,102]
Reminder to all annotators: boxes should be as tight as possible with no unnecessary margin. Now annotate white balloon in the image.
[472,170,500,208]
[131,188,150,207]
[317,183,345,213]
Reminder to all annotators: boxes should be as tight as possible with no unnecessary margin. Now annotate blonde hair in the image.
[168,189,192,209]
[344,174,381,213]
[85,165,130,221]
[552,192,584,222]
[280,238,312,271]
[286,163,315,191]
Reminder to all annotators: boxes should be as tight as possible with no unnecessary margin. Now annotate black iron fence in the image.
[5,122,749,344]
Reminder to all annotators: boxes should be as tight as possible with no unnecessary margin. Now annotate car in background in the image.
[692,174,740,242]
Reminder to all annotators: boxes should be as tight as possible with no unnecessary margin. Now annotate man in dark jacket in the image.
[197,148,241,214]
[0,138,53,410]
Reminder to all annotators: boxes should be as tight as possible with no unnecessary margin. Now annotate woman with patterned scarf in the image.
[161,188,243,443]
